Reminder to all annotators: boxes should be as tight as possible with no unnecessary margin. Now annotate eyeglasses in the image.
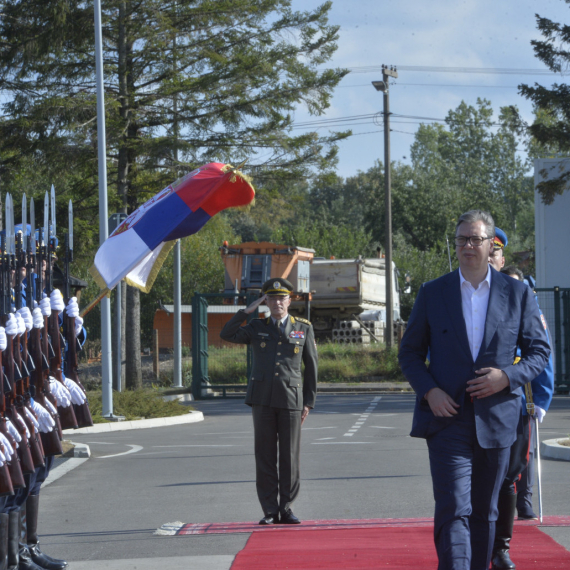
[454,236,492,247]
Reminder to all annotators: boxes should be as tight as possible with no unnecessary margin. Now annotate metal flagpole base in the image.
[102,414,126,422]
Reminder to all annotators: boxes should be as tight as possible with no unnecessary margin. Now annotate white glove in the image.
[14,413,30,439]
[32,308,44,329]
[74,315,84,337]
[534,405,546,423]
[5,314,18,337]
[15,314,26,336]
[0,327,6,351]
[50,289,65,312]
[24,407,40,431]
[30,401,55,433]
[43,398,58,415]
[39,296,51,317]
[49,377,71,407]
[5,419,21,445]
[63,376,86,405]
[16,307,33,333]
[0,432,14,459]
[66,297,79,318]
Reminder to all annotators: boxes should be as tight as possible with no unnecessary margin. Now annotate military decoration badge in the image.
[289,331,305,339]
[294,346,300,354]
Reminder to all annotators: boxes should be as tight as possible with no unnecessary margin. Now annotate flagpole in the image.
[94,0,114,418]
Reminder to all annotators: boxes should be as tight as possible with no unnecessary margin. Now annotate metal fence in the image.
[191,292,261,399]
[535,287,570,394]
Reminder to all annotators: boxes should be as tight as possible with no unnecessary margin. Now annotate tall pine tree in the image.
[0,0,348,386]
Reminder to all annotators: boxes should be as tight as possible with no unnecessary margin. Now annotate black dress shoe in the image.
[491,549,516,570]
[259,513,279,525]
[279,510,301,524]
[517,511,538,521]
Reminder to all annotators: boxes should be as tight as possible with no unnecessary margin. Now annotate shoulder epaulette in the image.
[294,317,311,325]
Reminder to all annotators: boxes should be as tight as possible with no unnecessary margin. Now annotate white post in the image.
[173,240,182,387]
[94,0,113,416]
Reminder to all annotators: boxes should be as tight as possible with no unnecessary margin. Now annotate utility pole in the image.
[372,64,398,348]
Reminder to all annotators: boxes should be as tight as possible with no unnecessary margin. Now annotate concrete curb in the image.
[62,410,204,435]
[43,442,91,487]
[542,438,570,461]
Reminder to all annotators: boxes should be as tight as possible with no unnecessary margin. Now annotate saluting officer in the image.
[220,278,318,525]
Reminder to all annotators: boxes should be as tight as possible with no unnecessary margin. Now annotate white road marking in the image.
[97,445,143,459]
[370,426,396,429]
[315,437,336,441]
[153,445,237,448]
[312,441,375,445]
[343,396,382,437]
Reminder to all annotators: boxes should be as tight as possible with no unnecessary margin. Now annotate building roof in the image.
[160,304,270,315]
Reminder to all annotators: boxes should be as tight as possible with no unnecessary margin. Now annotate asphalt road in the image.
[38,394,570,564]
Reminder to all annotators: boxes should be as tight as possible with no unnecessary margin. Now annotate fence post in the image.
[553,286,564,393]
[561,290,570,394]
[153,329,160,381]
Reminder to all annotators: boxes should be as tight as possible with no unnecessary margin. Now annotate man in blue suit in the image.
[398,210,550,570]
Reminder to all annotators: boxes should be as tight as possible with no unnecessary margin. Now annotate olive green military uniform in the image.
[220,310,318,516]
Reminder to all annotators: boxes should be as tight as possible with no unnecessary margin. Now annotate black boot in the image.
[7,510,43,570]
[0,513,8,570]
[26,495,67,570]
[491,493,517,570]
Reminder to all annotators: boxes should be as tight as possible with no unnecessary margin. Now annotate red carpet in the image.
[230,525,570,569]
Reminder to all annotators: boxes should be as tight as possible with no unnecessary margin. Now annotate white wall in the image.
[534,158,570,288]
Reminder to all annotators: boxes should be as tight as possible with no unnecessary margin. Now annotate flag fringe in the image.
[124,240,178,293]
[222,162,256,211]
[89,264,108,290]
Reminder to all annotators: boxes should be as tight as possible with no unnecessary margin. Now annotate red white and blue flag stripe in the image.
[90,162,255,292]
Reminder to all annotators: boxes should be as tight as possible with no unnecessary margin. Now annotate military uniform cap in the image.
[262,278,293,296]
[494,227,508,250]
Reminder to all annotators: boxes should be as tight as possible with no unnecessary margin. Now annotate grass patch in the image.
[187,342,404,384]
[86,389,191,423]
[317,342,404,382]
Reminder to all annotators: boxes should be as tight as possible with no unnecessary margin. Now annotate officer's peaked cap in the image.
[262,278,293,296]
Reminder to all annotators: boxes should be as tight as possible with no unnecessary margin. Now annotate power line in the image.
[338,83,521,89]
[347,65,558,76]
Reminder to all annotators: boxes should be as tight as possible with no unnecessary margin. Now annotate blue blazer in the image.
[398,267,551,449]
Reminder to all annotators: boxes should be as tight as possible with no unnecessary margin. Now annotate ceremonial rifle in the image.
[45,190,78,430]
[31,220,64,445]
[13,230,45,468]
[63,201,92,428]
[1,196,34,475]
[0,234,15,496]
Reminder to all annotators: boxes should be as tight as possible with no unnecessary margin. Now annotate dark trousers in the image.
[3,455,54,513]
[500,414,531,495]
[251,405,302,516]
[516,418,536,515]
[426,404,510,570]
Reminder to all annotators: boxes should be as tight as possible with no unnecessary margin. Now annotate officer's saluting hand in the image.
[220,278,317,526]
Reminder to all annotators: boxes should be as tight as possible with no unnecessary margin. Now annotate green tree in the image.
[519,4,570,204]
[0,0,348,386]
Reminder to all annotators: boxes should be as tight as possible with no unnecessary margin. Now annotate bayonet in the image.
[30,199,35,254]
[43,192,49,249]
[50,184,56,242]
[22,194,27,252]
[68,200,73,254]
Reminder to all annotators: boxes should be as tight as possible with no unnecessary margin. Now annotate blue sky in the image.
[289,0,569,178]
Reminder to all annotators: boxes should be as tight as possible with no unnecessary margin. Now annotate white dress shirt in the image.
[459,267,492,361]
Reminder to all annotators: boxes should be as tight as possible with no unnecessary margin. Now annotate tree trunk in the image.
[125,284,142,389]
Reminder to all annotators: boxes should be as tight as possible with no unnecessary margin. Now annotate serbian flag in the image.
[89,162,255,293]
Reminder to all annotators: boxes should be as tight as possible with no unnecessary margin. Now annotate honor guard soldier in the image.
[488,229,554,570]
[220,278,318,525]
